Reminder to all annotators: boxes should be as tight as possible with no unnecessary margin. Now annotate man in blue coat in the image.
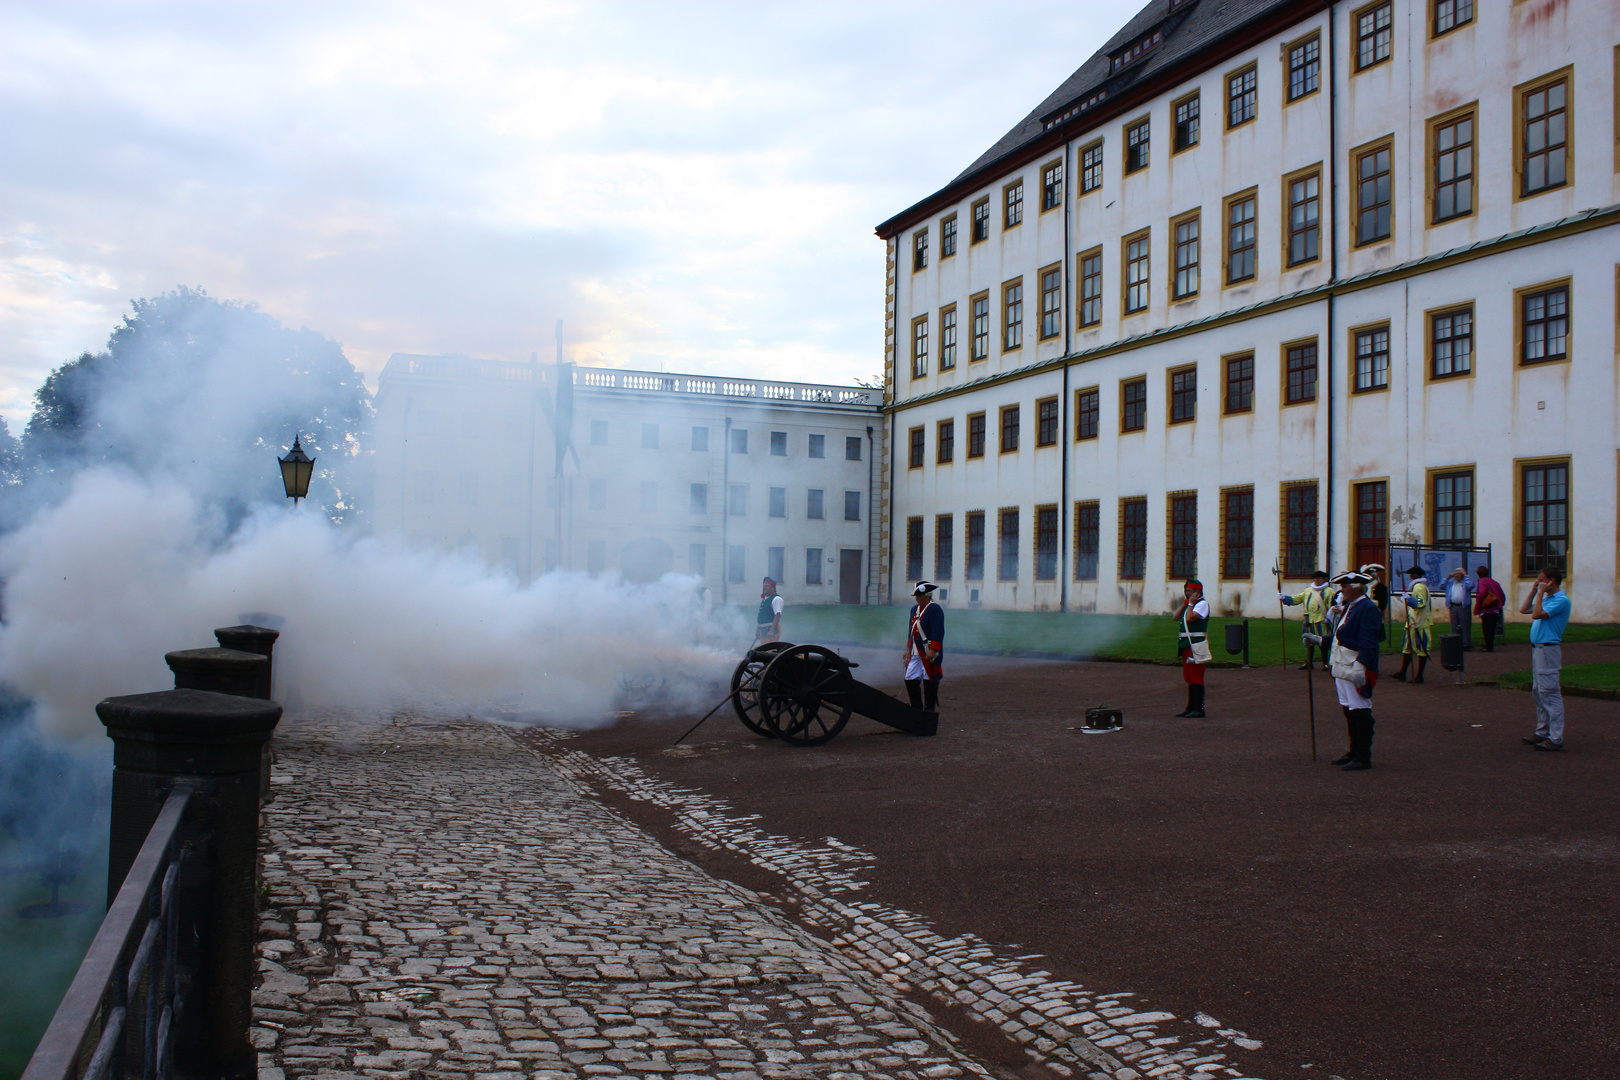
[1330,570,1383,771]
[903,581,945,715]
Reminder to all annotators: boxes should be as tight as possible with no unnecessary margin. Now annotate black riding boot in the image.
[1413,656,1428,684]
[1174,684,1196,716]
[1185,683,1206,718]
[905,679,923,709]
[921,679,938,710]
[1343,709,1375,770]
[1319,642,1332,669]
[1332,706,1355,765]
[1395,656,1410,681]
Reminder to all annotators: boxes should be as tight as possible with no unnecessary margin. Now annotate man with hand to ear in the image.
[1521,566,1571,751]
[1172,578,1211,717]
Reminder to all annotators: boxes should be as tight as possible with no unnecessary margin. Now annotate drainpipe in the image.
[722,415,731,605]
[887,409,897,605]
[1325,0,1340,573]
[1060,123,1074,612]
[866,423,877,605]
[526,352,538,583]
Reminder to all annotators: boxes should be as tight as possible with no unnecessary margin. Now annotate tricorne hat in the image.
[1359,562,1384,573]
[1331,570,1374,586]
[913,580,938,595]
[1405,564,1427,576]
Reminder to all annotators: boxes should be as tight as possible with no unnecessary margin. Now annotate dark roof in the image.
[878,0,1306,237]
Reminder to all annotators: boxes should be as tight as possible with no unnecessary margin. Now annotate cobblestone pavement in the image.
[524,732,1274,1080]
[256,715,1012,1080]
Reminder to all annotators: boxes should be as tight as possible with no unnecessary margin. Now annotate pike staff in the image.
[1271,558,1288,666]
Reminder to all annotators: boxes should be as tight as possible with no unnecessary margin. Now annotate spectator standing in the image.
[756,578,784,644]
[1362,563,1390,617]
[1474,566,1505,651]
[1446,567,1475,649]
[1521,567,1572,751]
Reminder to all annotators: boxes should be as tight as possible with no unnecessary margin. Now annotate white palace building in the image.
[371,354,883,605]
[876,0,1619,620]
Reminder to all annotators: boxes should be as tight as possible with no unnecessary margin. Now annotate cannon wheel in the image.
[731,641,794,738]
[758,645,855,746]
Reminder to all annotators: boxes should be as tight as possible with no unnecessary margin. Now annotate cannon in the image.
[730,642,938,746]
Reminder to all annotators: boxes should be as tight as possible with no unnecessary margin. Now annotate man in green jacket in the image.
[1280,569,1337,671]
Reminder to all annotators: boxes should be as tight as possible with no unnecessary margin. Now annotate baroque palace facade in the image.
[877,0,1620,620]
[371,355,883,605]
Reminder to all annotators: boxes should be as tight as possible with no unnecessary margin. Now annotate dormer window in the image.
[1110,28,1164,73]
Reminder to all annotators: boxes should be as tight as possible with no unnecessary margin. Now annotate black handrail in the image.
[23,785,193,1080]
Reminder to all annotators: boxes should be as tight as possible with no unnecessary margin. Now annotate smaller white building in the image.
[371,355,884,605]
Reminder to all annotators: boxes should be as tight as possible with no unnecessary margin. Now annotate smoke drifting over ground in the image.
[0,469,739,744]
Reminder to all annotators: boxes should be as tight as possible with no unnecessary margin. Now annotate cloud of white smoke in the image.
[0,468,740,744]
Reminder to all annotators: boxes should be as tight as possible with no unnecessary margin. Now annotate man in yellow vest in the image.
[1395,563,1432,683]
[1280,569,1337,671]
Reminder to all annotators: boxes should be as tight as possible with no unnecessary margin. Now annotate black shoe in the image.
[1394,671,1409,683]
[1411,676,1425,684]
[1522,736,1546,746]
[1298,662,1314,671]
[1183,709,1206,718]
[1341,759,1372,771]
[1173,708,1192,717]
[1532,741,1564,752]
[1331,753,1354,766]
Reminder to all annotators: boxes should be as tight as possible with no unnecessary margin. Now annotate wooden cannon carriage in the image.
[728,642,938,746]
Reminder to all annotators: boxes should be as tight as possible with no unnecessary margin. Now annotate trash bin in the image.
[1440,633,1465,672]
[1225,623,1248,655]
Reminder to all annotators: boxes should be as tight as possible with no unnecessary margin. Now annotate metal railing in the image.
[24,786,193,1080]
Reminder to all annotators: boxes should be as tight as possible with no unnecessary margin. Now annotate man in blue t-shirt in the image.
[1520,566,1572,751]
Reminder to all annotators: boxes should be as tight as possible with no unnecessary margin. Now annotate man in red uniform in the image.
[902,581,944,715]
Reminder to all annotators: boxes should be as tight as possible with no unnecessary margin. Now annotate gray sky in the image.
[0,1,1139,426]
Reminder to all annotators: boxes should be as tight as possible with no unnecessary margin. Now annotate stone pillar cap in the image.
[214,624,281,644]
[165,647,269,673]
[98,688,282,741]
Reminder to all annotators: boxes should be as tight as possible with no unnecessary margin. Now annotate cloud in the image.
[0,0,1139,420]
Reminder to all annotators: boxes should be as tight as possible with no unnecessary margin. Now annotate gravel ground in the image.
[550,638,1620,1080]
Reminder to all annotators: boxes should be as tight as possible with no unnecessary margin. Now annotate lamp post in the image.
[278,435,315,505]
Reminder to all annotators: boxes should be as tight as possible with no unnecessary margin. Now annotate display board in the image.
[1387,544,1493,593]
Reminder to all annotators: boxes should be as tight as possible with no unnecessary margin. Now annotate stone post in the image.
[212,625,282,806]
[165,647,268,698]
[98,688,282,1080]
[212,625,280,700]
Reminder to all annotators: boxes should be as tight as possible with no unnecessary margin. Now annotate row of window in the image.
[687,483,862,521]
[575,542,847,587]
[910,281,1572,460]
[586,422,865,460]
[910,64,1572,348]
[901,459,1568,585]
[910,6,1534,278]
[913,271,1573,394]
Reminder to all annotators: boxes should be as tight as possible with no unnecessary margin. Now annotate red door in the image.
[1354,481,1388,570]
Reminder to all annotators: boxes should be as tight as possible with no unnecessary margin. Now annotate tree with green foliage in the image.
[19,287,372,525]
